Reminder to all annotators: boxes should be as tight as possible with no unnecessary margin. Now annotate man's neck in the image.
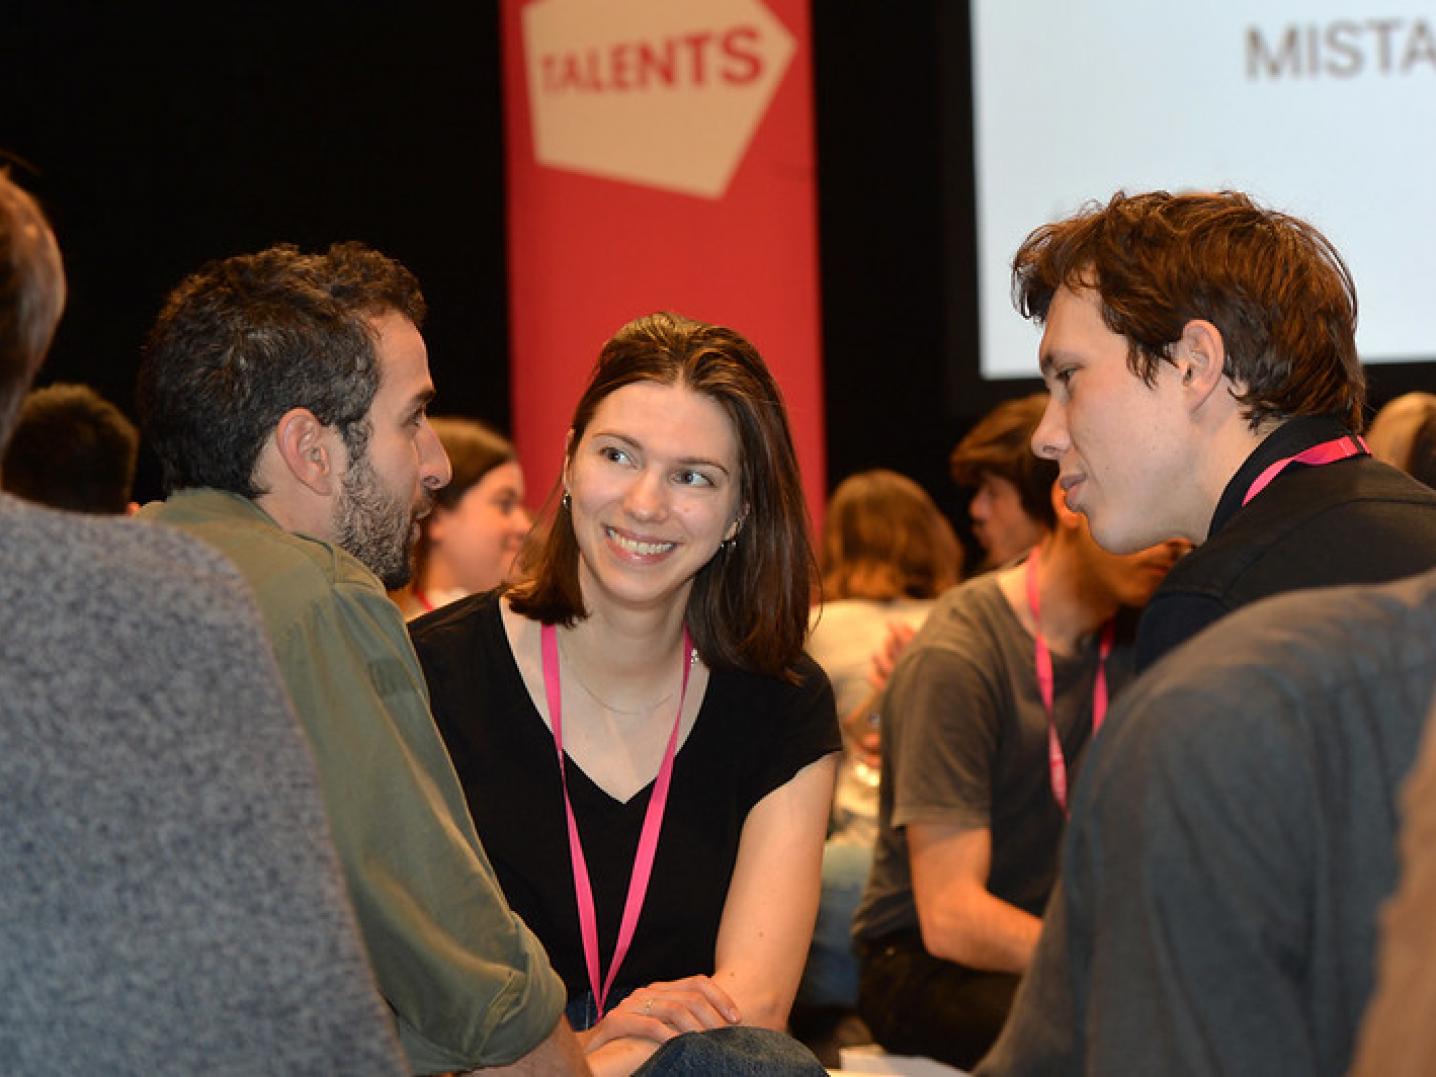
[1184,410,1286,544]
[998,533,1113,656]
[254,488,333,545]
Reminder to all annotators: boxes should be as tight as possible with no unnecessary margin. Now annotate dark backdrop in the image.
[3,1,511,503]
[5,2,1432,554]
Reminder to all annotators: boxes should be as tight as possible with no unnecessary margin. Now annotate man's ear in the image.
[1175,319,1228,410]
[273,407,339,496]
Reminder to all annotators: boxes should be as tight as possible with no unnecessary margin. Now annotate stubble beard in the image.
[334,450,426,590]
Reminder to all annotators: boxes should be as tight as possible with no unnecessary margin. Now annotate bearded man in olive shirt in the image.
[137,242,582,1075]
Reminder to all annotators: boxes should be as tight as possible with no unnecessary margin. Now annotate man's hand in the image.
[869,620,919,691]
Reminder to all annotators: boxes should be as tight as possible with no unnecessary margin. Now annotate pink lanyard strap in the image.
[540,622,693,1019]
[1242,434,1368,507]
[1026,547,1114,817]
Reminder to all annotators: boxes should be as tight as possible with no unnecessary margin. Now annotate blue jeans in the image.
[634,1027,827,1075]
[795,840,872,1009]
[568,992,826,1074]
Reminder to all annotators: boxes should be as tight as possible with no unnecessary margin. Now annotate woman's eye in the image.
[600,446,630,465]
[675,469,713,487]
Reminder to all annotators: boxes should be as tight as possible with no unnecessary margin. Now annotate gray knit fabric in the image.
[0,494,404,1075]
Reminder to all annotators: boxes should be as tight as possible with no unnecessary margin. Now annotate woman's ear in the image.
[724,505,750,543]
[561,427,576,494]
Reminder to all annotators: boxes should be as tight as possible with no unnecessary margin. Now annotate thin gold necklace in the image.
[556,633,696,716]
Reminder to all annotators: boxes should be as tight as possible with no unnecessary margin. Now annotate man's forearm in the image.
[470,1018,592,1075]
[917,886,1043,973]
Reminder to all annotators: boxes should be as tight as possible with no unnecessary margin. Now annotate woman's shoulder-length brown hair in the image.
[821,468,962,602]
[508,311,817,679]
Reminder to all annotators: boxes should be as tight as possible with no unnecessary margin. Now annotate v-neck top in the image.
[410,590,841,1003]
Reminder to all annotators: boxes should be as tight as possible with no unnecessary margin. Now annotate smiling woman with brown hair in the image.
[410,311,839,1076]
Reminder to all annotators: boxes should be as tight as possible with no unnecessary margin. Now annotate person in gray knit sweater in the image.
[0,171,405,1073]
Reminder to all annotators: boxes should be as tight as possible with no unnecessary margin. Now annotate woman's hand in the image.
[576,974,741,1052]
[868,619,918,692]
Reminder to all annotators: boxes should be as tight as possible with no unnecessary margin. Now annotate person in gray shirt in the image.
[980,570,1436,1076]
[0,171,404,1073]
[853,481,1185,1070]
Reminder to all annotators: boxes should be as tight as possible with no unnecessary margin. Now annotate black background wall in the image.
[4,2,1431,551]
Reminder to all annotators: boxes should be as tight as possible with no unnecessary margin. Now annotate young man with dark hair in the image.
[950,393,1056,570]
[3,382,139,513]
[851,481,1186,1070]
[1016,189,1436,669]
[138,242,583,1074]
[0,176,405,1071]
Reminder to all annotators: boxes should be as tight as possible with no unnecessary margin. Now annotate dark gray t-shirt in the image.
[853,573,1135,942]
[0,494,404,1074]
[980,570,1436,1077]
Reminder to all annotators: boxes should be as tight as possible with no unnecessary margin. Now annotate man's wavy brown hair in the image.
[1012,190,1365,432]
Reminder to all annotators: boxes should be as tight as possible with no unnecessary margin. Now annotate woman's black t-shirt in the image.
[410,590,840,1004]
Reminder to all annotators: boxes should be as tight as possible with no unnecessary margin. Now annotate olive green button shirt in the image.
[141,489,564,1074]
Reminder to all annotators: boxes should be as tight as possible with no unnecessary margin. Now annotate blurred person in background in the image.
[1366,391,1436,490]
[2,382,138,514]
[792,468,963,1062]
[392,416,530,619]
[950,394,1057,573]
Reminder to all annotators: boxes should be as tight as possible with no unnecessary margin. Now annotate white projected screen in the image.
[972,2,1436,379]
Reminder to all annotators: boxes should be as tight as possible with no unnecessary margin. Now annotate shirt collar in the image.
[1206,414,1354,539]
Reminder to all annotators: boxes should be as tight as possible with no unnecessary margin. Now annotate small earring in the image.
[719,536,736,554]
[561,491,572,512]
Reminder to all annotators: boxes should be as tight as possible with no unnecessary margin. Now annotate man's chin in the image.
[381,568,413,591]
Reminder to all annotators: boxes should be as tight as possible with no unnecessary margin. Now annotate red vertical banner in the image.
[500,0,826,528]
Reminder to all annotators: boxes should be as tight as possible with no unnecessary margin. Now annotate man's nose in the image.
[419,420,452,490]
[1031,399,1069,461]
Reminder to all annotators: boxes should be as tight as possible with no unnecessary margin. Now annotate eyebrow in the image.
[406,385,436,417]
[592,430,732,476]
[1038,349,1079,379]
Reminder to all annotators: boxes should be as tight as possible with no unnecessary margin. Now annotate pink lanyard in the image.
[540,623,694,1019]
[1026,547,1114,817]
[1242,434,1368,507]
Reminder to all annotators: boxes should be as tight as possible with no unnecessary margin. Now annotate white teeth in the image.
[607,528,674,556]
